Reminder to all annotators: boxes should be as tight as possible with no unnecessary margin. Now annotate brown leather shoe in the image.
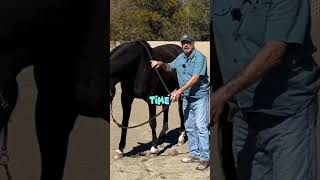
[181,156,200,163]
[195,160,209,171]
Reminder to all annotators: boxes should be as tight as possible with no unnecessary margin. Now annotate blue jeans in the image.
[232,98,317,180]
[183,93,210,161]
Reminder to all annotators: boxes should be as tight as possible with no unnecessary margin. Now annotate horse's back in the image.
[152,44,182,63]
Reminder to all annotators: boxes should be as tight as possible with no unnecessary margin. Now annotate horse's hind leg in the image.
[158,104,169,140]
[34,67,78,180]
[0,80,18,132]
[148,103,159,154]
[178,97,186,145]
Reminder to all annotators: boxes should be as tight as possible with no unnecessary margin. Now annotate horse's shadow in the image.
[124,128,182,157]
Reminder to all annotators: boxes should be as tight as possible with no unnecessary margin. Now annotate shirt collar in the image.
[183,48,196,60]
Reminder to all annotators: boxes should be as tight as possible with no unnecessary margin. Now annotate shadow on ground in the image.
[124,128,182,157]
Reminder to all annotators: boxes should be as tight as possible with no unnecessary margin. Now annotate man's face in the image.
[181,41,194,56]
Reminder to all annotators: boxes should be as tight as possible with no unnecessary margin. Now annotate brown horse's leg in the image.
[118,91,134,151]
[148,103,159,154]
[158,104,169,139]
[113,89,134,160]
[35,94,78,180]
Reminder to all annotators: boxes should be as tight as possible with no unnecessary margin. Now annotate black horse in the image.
[0,0,106,179]
[110,40,186,158]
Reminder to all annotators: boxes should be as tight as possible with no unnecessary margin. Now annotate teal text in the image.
[149,96,170,106]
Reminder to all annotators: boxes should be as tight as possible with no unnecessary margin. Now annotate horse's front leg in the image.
[148,103,159,154]
[114,91,133,159]
[34,67,78,180]
[35,93,78,180]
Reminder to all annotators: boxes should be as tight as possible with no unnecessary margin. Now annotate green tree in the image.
[110,0,209,41]
[183,0,210,40]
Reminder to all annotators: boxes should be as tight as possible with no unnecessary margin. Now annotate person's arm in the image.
[211,0,308,125]
[171,54,207,101]
[171,75,200,101]
[211,40,287,123]
[180,75,200,92]
[150,60,172,72]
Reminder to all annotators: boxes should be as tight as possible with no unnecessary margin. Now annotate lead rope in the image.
[137,40,171,94]
[110,40,173,129]
[110,101,170,129]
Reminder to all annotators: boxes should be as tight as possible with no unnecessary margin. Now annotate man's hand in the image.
[210,41,286,126]
[210,87,229,126]
[170,89,182,102]
[150,60,163,69]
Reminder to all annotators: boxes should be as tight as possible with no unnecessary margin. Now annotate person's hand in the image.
[170,89,182,102]
[150,60,162,69]
[210,87,229,127]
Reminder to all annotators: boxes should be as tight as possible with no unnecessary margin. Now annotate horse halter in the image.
[110,40,173,129]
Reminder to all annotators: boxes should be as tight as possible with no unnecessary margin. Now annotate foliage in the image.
[110,0,210,41]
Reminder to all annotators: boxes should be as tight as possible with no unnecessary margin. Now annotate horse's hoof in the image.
[113,149,124,160]
[178,132,186,145]
[150,146,159,154]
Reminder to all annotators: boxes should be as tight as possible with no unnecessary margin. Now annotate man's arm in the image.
[180,75,200,92]
[221,40,286,99]
[150,60,172,72]
[211,40,287,123]
[171,54,206,101]
[170,75,200,101]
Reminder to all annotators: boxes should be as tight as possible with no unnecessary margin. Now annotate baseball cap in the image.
[180,34,194,42]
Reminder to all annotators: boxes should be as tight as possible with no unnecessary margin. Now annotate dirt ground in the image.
[110,42,211,180]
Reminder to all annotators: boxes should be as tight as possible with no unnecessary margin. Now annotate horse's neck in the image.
[110,47,143,76]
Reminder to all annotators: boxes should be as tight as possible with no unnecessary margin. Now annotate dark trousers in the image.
[232,99,317,180]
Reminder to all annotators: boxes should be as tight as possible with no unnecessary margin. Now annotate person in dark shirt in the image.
[212,0,320,179]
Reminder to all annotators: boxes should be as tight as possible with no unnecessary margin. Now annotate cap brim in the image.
[180,39,193,42]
